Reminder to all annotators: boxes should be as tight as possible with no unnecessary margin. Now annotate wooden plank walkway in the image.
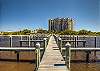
[38,36,69,71]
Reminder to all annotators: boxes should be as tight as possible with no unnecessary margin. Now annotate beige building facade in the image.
[48,18,73,32]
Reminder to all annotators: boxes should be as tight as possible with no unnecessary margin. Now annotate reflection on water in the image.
[65,51,100,71]
[0,51,100,71]
[0,61,100,71]
[0,52,36,71]
[0,62,35,71]
[71,63,100,71]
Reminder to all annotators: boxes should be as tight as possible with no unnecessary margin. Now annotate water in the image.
[59,35,100,71]
[0,35,100,71]
[0,35,45,71]
[0,51,36,71]
[71,63,100,71]
[0,61,35,71]
[0,52,100,71]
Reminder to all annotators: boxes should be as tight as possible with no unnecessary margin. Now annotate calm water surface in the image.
[71,63,100,71]
[0,36,100,71]
[0,52,100,71]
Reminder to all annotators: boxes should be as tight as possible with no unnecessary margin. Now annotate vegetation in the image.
[0,29,48,35]
[0,29,31,35]
[36,29,48,34]
[59,30,77,35]
[0,29,100,36]
[58,29,99,36]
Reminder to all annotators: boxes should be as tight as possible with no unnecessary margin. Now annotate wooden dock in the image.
[38,36,69,71]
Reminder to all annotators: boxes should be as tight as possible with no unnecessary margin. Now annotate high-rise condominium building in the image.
[48,17,73,32]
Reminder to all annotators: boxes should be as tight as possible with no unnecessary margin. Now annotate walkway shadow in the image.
[54,64,66,66]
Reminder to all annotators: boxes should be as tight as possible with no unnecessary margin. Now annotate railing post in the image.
[83,41,86,47]
[77,36,78,47]
[65,42,71,70]
[20,35,22,47]
[74,36,77,56]
[94,36,96,48]
[57,37,58,45]
[35,42,40,71]
[83,36,86,47]
[10,35,13,58]
[75,36,76,48]
[16,51,20,62]
[44,38,47,50]
[29,35,31,47]
[69,35,71,40]
[21,35,22,40]
[94,36,96,61]
[58,37,62,53]
[10,35,12,47]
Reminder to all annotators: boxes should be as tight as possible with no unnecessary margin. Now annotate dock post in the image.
[16,51,20,62]
[10,35,12,47]
[58,37,62,53]
[83,42,86,47]
[57,37,58,45]
[83,36,86,47]
[20,41,22,47]
[73,35,74,47]
[20,35,22,47]
[29,35,31,47]
[75,36,77,56]
[86,51,91,63]
[77,36,78,47]
[35,42,40,71]
[21,35,22,40]
[94,36,96,61]
[10,35,13,57]
[44,38,47,50]
[65,42,71,70]
[95,36,96,48]
[75,36,76,48]
[70,35,71,40]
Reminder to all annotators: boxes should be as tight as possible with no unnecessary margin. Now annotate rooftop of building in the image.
[49,17,73,21]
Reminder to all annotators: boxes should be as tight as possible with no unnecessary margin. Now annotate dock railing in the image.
[0,35,49,71]
[56,36,100,70]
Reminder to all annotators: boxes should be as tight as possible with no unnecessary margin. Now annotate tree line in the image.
[0,29,100,36]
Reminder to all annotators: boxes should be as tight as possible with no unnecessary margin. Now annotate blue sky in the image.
[0,0,100,32]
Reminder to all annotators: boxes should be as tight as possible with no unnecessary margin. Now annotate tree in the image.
[21,29,31,35]
[59,30,77,35]
[78,29,89,35]
[96,32,100,35]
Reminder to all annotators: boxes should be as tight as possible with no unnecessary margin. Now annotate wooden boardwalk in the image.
[38,36,69,71]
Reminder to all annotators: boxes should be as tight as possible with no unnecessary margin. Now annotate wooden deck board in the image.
[38,36,69,71]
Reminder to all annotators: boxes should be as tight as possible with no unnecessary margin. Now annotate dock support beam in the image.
[86,51,91,63]
[16,51,20,62]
